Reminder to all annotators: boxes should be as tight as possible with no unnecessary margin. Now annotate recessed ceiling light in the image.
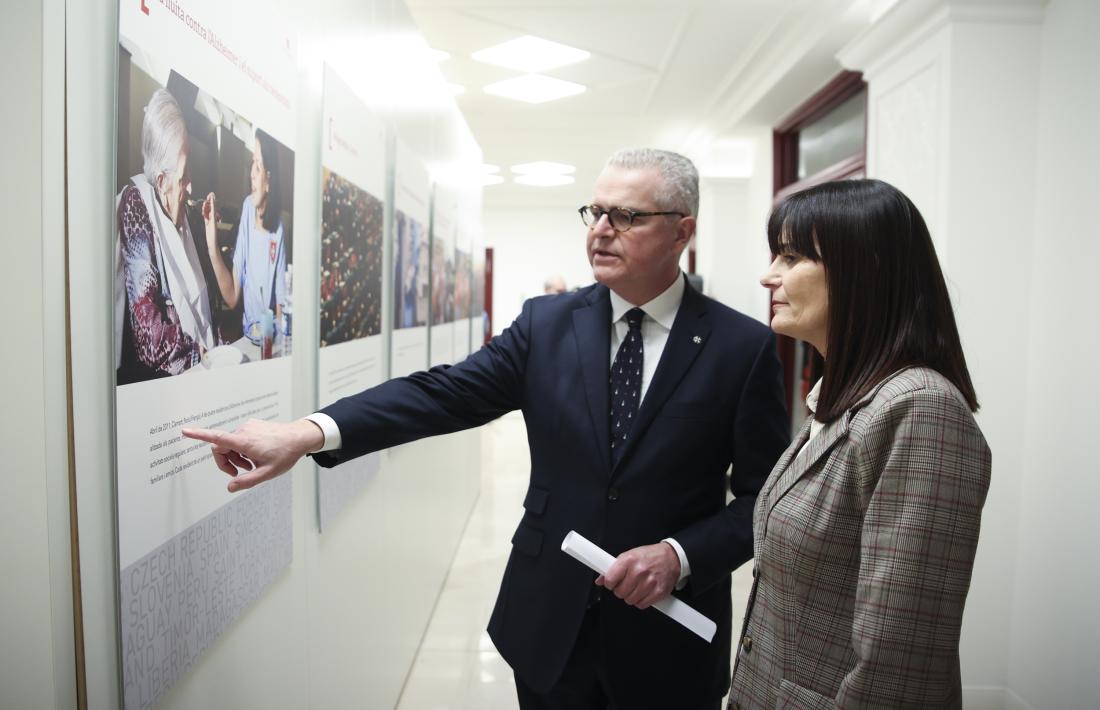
[447,83,466,95]
[484,75,586,104]
[511,161,575,175]
[472,35,590,73]
[479,174,505,186]
[514,174,575,187]
[480,164,501,174]
[429,48,450,62]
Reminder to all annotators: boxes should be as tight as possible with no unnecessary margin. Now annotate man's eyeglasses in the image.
[578,204,687,233]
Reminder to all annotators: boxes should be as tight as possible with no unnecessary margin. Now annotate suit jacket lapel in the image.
[612,281,711,474]
[764,414,850,518]
[573,287,612,473]
[758,370,912,543]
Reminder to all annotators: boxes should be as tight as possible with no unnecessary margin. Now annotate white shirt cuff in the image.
[304,413,342,452]
[662,537,691,588]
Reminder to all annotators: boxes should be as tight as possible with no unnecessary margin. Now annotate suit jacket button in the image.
[741,635,753,653]
[607,487,619,502]
[752,565,759,579]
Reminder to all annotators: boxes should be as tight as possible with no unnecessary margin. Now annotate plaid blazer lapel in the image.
[754,418,811,558]
[762,414,851,529]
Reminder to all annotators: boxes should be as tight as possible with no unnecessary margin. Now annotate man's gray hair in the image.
[605,148,699,217]
[141,88,188,185]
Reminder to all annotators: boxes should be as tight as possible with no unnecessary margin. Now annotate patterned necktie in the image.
[610,308,645,464]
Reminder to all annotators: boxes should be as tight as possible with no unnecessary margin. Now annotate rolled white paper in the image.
[561,530,717,643]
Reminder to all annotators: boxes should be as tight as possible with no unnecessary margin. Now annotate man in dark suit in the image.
[184,148,789,710]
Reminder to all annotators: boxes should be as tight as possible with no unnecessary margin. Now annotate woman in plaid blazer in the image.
[728,180,991,709]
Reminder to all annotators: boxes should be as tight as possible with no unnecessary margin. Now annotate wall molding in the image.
[839,0,1047,78]
[964,685,1036,710]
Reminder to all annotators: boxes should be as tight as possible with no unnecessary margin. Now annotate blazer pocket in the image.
[659,400,717,420]
[776,679,832,710]
[510,522,543,557]
[522,486,549,516]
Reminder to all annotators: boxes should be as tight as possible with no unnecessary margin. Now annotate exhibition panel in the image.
[452,222,474,362]
[113,2,298,707]
[390,141,432,378]
[316,65,388,531]
[428,189,456,367]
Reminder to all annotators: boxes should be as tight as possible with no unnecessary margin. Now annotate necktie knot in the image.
[624,308,645,331]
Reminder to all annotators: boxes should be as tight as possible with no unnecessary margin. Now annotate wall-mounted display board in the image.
[472,240,488,347]
[316,66,387,531]
[452,224,474,361]
[390,141,430,378]
[428,190,456,367]
[114,2,296,707]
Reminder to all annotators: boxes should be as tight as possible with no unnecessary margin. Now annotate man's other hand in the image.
[596,542,681,609]
[182,418,324,493]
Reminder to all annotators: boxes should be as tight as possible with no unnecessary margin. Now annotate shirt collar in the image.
[805,378,823,415]
[609,271,685,330]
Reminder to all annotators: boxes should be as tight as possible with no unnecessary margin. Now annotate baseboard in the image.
[963,686,1034,710]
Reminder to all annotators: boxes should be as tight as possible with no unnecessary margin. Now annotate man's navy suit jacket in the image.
[314,278,789,707]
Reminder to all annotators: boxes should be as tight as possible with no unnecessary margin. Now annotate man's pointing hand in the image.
[182,418,324,493]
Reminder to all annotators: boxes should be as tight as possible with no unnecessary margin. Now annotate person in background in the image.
[203,128,287,336]
[728,179,991,709]
[185,148,790,710]
[115,87,214,383]
[543,274,567,294]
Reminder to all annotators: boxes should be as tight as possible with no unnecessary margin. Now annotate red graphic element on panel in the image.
[140,0,149,15]
[270,240,277,264]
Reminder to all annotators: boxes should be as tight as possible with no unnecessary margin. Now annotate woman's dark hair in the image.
[767,179,978,420]
[256,128,281,234]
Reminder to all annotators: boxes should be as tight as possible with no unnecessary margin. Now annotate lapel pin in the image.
[692,335,702,344]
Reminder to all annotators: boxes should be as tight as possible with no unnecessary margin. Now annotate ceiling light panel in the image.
[511,161,575,175]
[514,174,575,187]
[472,35,590,73]
[483,75,586,104]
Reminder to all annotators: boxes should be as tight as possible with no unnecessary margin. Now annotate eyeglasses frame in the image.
[578,204,688,233]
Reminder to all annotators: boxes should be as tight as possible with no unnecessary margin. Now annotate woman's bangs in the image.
[768,195,821,259]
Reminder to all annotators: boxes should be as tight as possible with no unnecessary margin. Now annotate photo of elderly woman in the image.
[115,53,295,383]
[115,87,216,385]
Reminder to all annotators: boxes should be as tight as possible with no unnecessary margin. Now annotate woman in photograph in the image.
[203,128,287,336]
[115,87,215,383]
[728,179,991,708]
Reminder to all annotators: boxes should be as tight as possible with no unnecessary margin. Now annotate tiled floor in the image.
[395,411,754,710]
[395,412,528,710]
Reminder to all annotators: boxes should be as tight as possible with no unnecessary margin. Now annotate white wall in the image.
[483,204,594,333]
[0,2,76,709]
[693,127,776,323]
[1006,1,1100,708]
[60,1,484,708]
[838,1,1098,707]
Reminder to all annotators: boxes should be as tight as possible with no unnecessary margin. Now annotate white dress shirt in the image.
[609,273,692,584]
[608,272,684,404]
[307,272,694,583]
